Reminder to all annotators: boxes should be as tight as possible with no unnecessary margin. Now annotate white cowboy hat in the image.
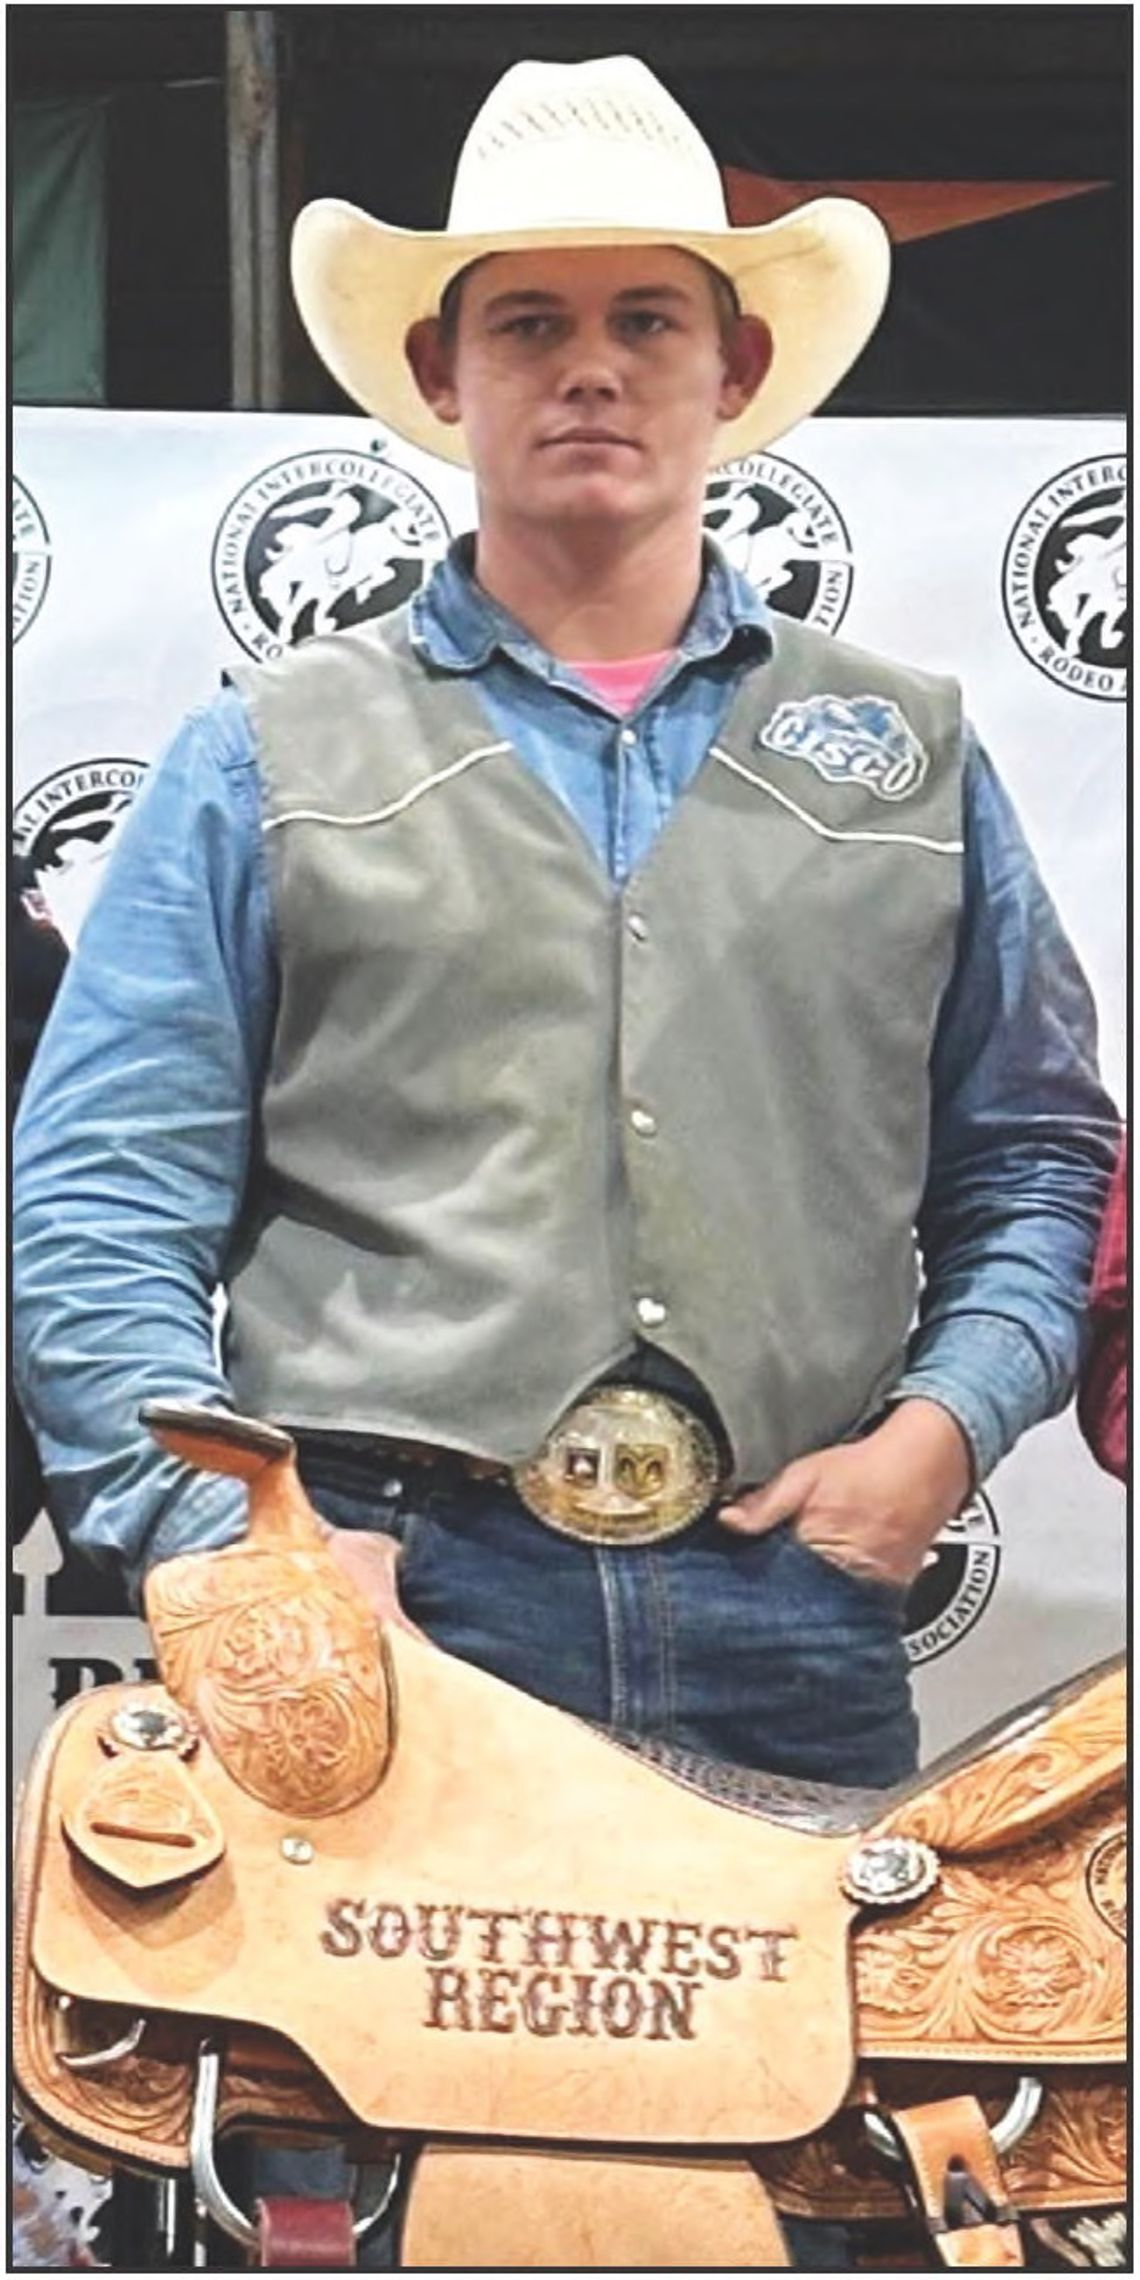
[291,54,890,469]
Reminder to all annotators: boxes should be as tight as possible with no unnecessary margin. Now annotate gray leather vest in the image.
[225,609,964,1486]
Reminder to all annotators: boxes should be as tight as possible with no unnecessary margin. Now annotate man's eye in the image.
[496,314,557,339]
[619,311,673,337]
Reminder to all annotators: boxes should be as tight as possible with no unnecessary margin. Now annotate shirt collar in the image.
[409,532,772,680]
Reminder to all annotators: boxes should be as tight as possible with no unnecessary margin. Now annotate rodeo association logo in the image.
[13,760,149,951]
[12,475,52,641]
[704,453,853,632]
[902,1491,1000,1665]
[212,447,451,660]
[1002,457,1127,702]
[1086,1827,1127,1941]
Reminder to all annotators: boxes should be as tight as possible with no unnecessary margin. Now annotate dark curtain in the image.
[13,96,109,405]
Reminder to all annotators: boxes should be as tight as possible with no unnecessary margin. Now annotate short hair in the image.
[702,261,744,343]
[437,260,484,349]
[436,253,742,350]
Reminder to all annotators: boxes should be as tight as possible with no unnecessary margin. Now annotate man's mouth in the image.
[540,429,638,451]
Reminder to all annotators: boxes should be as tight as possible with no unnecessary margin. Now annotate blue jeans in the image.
[254,1448,919,2268]
[300,1449,919,1788]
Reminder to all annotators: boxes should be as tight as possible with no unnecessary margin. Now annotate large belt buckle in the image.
[512,1387,723,1546]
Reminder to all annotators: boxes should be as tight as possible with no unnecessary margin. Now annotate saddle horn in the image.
[140,1400,394,1817]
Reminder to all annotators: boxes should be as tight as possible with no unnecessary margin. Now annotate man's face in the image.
[410,246,767,539]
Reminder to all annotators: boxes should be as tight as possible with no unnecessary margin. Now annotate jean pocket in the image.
[784,1524,908,1613]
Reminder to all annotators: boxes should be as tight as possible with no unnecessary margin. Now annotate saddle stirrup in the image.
[863,2075,1043,2166]
[878,2092,1027,2268]
[191,2041,401,2263]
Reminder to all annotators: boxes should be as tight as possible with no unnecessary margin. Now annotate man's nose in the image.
[555,330,624,402]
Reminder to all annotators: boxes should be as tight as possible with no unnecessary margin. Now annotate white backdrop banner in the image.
[12,406,1126,1788]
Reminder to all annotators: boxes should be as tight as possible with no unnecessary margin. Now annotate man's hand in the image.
[717,1398,974,1589]
[320,1523,430,1641]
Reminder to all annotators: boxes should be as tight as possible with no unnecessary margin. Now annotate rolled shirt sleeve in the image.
[12,687,275,1601]
[894,731,1121,1480]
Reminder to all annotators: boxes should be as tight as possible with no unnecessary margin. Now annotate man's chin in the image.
[531,472,653,525]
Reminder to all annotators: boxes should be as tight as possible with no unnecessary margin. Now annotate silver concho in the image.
[108,1701,192,1753]
[841,1834,940,1907]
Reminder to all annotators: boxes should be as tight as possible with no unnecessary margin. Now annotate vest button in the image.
[627,913,648,941]
[629,1107,657,1137]
[636,1296,668,1328]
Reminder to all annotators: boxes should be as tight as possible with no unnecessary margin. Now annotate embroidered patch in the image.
[757,694,930,802]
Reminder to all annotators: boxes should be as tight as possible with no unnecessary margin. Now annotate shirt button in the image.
[629,1107,657,1138]
[636,1296,668,1329]
[619,727,638,747]
[381,1477,404,1499]
[627,913,648,942]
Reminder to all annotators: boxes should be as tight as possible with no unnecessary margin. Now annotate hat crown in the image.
[449,55,729,234]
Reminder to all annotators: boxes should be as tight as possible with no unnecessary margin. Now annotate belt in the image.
[362,1387,726,1547]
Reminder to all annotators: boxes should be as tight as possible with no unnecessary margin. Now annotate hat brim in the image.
[291,198,890,469]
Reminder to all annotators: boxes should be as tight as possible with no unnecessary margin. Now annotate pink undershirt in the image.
[569,649,677,713]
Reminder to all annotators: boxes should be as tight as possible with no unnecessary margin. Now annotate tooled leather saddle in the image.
[13,1407,1125,2270]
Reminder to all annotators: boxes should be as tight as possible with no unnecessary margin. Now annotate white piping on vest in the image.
[262,740,512,834]
[710,745,965,855]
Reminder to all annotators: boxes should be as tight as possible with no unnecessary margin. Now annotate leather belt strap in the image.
[363,1438,505,1482]
[254,2197,357,2269]
[886,2096,1024,2268]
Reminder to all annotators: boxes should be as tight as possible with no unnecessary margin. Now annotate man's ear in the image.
[404,317,462,426]
[717,316,774,423]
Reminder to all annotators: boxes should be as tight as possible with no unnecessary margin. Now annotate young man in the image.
[14,55,1117,1793]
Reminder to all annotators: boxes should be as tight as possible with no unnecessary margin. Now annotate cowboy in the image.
[13,28,1117,2004]
[11,50,1121,2270]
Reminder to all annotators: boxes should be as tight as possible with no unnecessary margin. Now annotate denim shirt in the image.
[407,536,771,882]
[13,539,1120,1594]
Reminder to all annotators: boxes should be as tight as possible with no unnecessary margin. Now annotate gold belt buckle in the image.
[512,1387,723,1546]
